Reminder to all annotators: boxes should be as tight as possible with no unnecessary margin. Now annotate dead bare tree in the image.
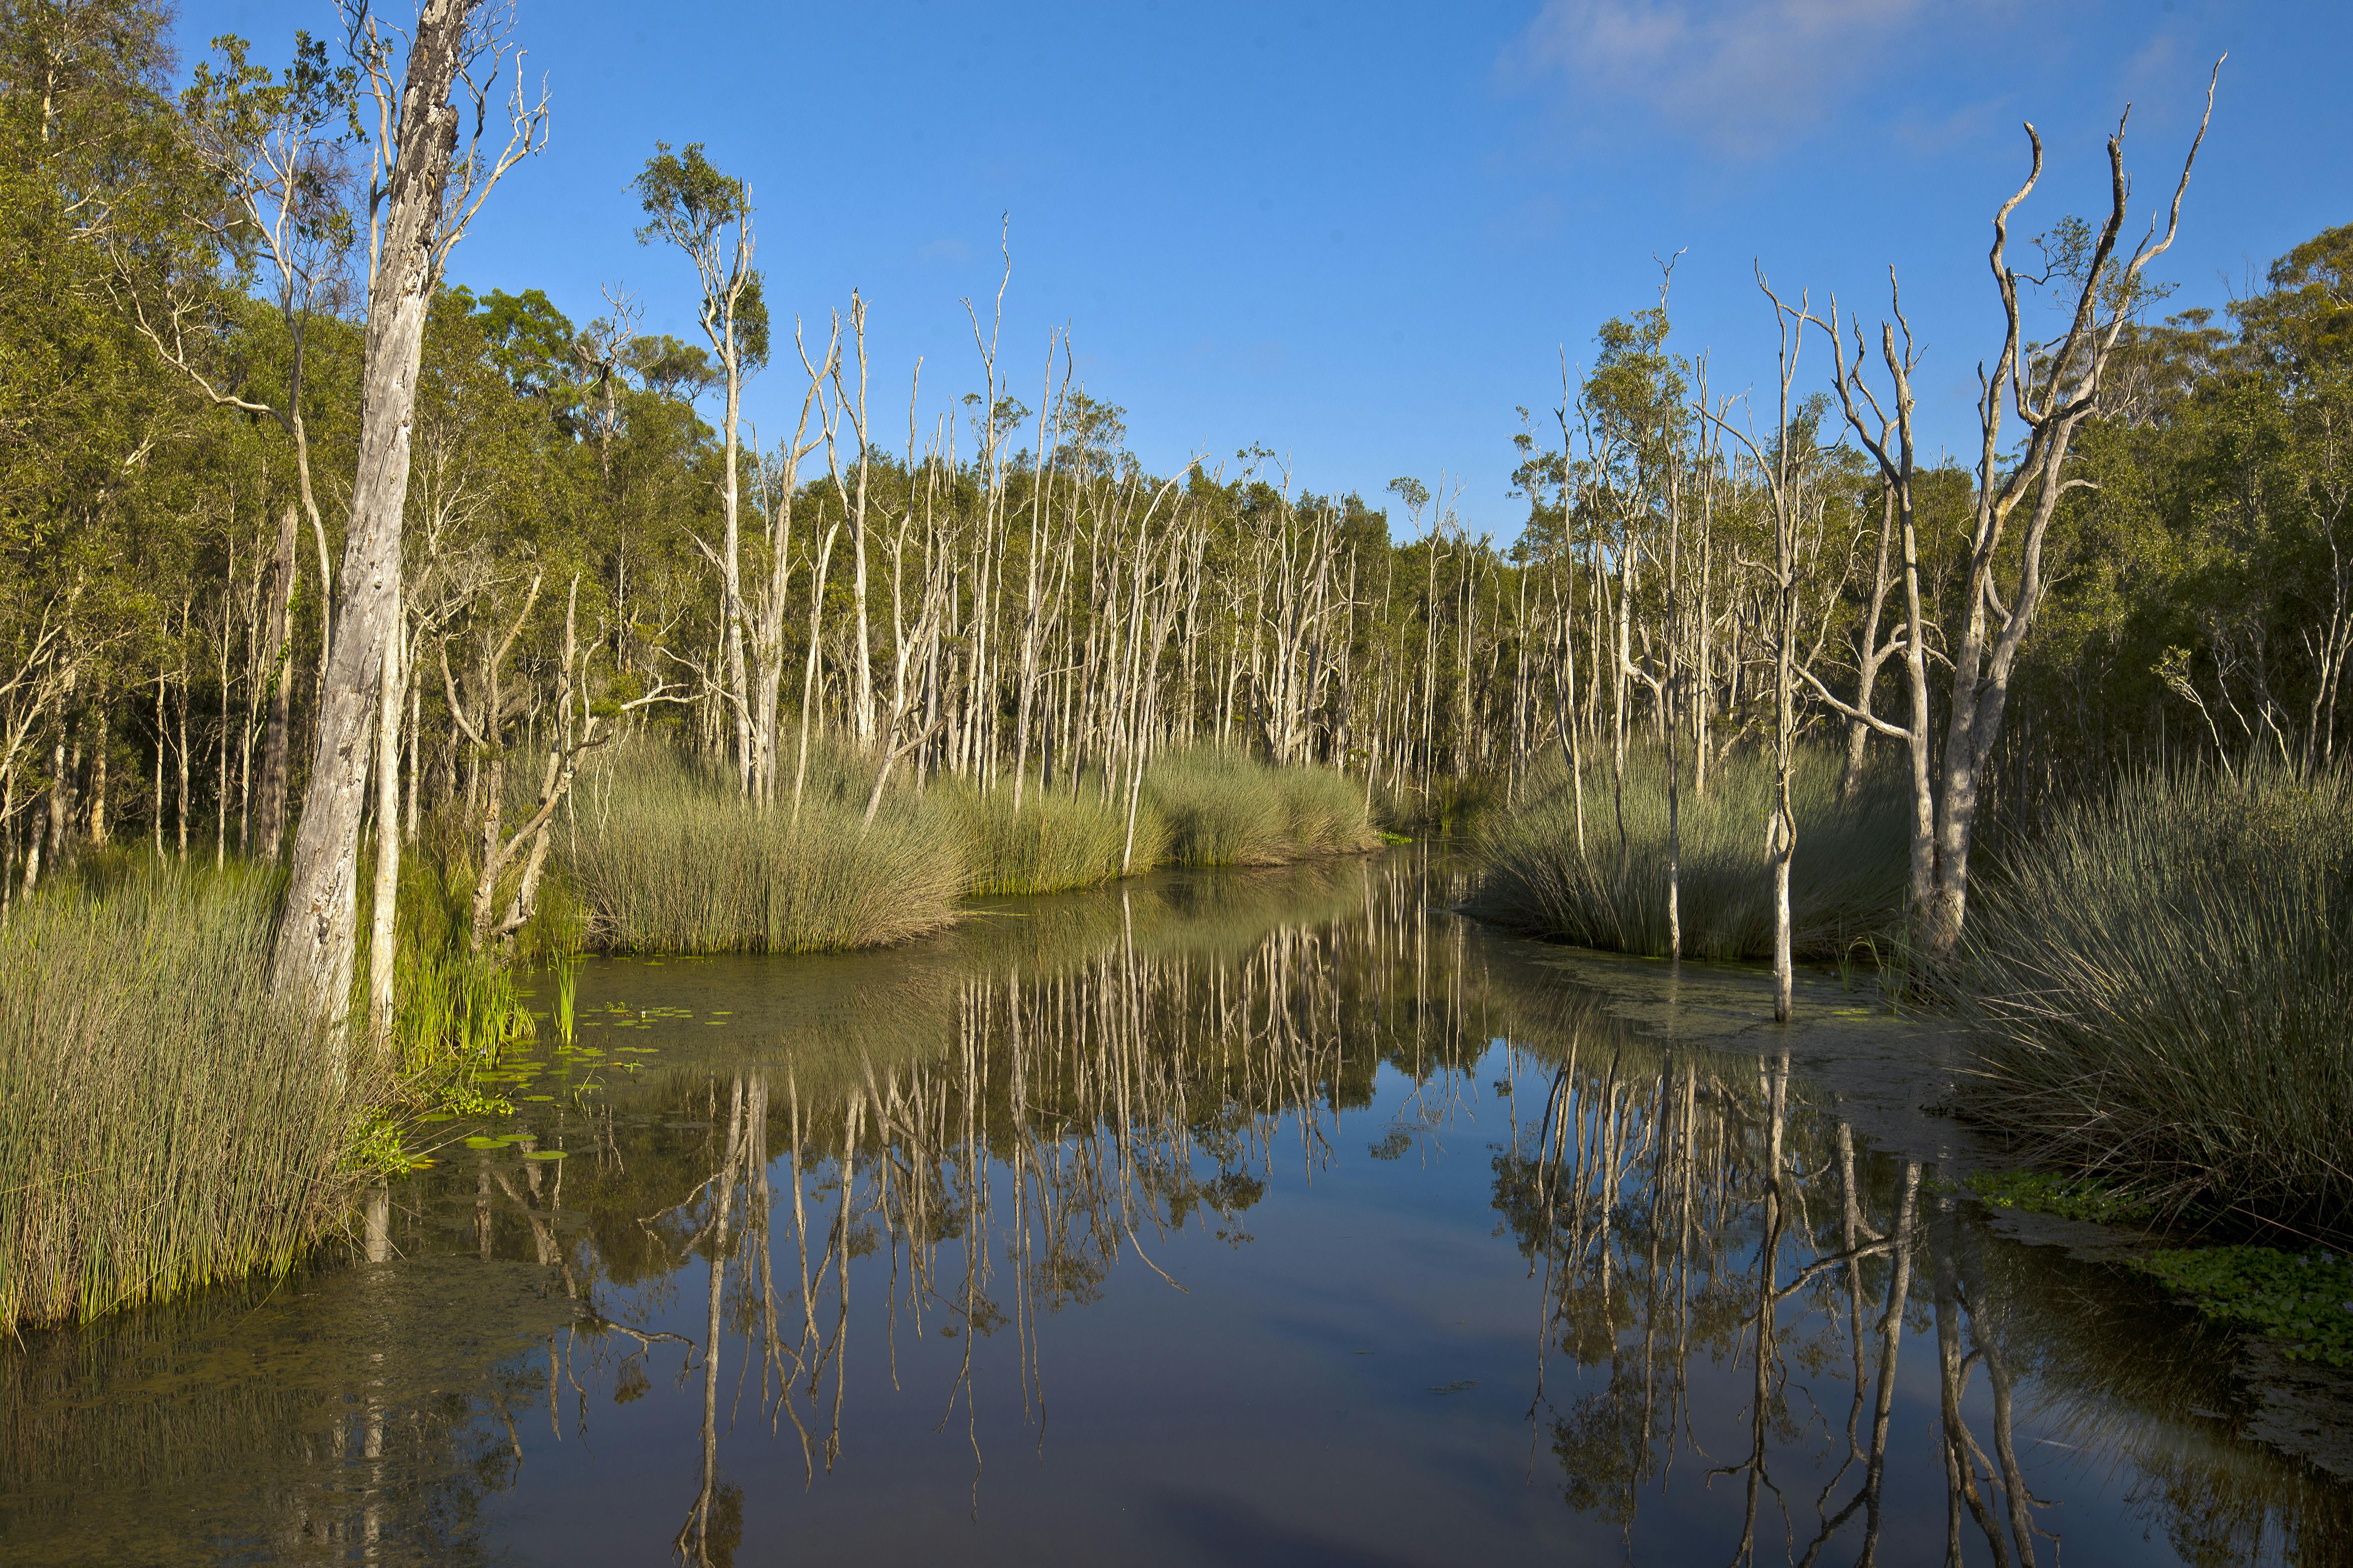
[1711,273,1817,1022]
[636,140,762,790]
[1811,66,2220,956]
[447,575,675,951]
[746,317,838,804]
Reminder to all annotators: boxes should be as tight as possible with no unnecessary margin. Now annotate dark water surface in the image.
[7,851,2351,1565]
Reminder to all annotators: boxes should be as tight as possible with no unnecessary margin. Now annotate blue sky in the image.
[177,1,2349,540]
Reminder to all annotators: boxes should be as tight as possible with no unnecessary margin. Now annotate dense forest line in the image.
[3,11,2339,895]
[7,11,2336,940]
[4,0,2350,1328]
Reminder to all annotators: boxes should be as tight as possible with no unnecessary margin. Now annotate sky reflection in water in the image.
[5,853,2348,1566]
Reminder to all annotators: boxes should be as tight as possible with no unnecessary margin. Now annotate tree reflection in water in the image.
[522,861,2348,1567]
[10,857,2351,1565]
[1493,1028,2029,1564]
[1491,1000,2353,1566]
[600,867,1473,1563]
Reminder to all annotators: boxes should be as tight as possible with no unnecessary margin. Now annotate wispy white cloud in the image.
[1893,94,2009,157]
[2117,28,2180,99]
[1507,0,1992,157]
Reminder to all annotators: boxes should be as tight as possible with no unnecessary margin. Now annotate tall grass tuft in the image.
[0,865,372,1326]
[382,848,536,1079]
[564,746,966,953]
[944,777,1150,895]
[948,747,1378,894]
[1470,745,1911,961]
[1372,773,1498,837]
[1951,762,2353,1243]
[1149,747,1381,866]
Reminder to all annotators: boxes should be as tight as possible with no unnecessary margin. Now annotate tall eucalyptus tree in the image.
[635,141,764,789]
[273,0,546,1031]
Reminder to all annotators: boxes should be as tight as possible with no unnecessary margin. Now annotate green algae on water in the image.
[2136,1247,2353,1366]
[1966,1169,2159,1227]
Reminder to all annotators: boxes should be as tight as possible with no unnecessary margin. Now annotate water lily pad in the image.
[521,1094,555,1102]
[522,1150,568,1161]
[462,1136,506,1149]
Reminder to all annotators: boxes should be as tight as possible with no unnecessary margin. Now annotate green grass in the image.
[0,863,373,1326]
[566,742,1379,941]
[1149,748,1380,866]
[563,745,968,953]
[1469,745,1911,961]
[2133,1247,2353,1367]
[376,849,539,1080]
[1951,762,2353,1244]
[944,775,1153,895]
[1372,773,1497,836]
[951,748,1378,896]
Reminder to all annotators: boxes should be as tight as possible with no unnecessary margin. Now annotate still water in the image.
[6,851,2350,1565]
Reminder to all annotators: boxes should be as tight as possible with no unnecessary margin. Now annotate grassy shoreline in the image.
[0,867,375,1327]
[0,747,1380,1328]
[1466,746,1909,962]
[1465,750,2353,1253]
[565,743,1381,954]
[1947,762,2353,1249]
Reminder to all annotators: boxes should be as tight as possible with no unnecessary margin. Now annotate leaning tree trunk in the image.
[272,0,474,1033]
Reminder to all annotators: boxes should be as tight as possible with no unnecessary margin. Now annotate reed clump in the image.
[0,864,372,1326]
[1950,762,2353,1243]
[387,851,539,1079]
[566,741,1379,932]
[1373,773,1497,837]
[943,746,1378,895]
[1150,747,1381,866]
[944,776,1149,895]
[1470,746,1910,961]
[563,746,967,953]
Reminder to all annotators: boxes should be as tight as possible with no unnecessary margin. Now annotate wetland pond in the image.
[6,849,2351,1565]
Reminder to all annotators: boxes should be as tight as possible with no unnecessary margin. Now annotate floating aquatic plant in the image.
[2136,1247,2353,1367]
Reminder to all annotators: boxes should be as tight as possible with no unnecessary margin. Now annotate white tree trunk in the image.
[272,0,477,1033]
